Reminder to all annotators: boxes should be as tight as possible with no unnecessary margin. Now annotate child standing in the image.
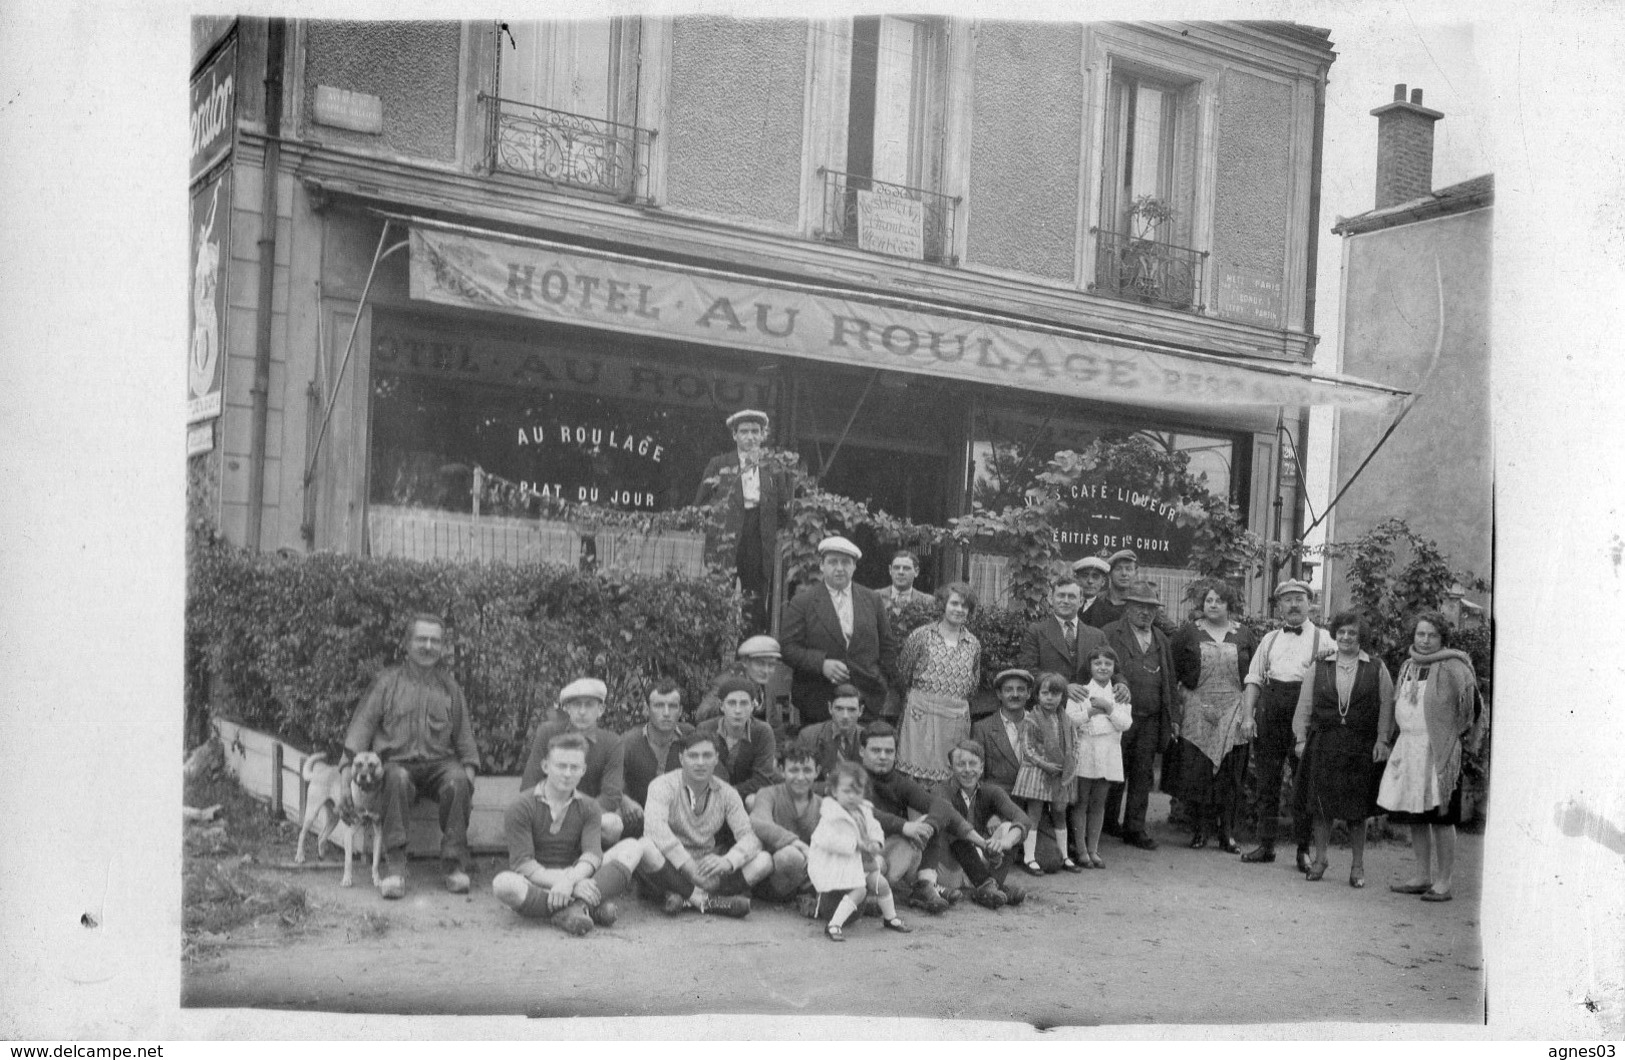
[808,761,912,941]
[1013,672,1080,874]
[1069,647,1133,868]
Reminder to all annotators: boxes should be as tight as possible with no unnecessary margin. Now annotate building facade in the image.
[190,17,1391,617]
[1322,85,1493,618]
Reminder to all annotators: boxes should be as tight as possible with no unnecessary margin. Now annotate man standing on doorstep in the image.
[634,729,773,918]
[695,409,794,635]
[1101,581,1178,851]
[781,535,898,725]
[342,612,479,900]
[518,678,623,843]
[599,679,692,841]
[1239,580,1323,872]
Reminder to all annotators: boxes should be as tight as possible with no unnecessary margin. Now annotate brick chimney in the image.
[1371,84,1444,209]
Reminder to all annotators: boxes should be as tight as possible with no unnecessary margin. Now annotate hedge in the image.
[187,538,745,774]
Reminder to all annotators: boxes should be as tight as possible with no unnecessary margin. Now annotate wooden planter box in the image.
[212,717,516,857]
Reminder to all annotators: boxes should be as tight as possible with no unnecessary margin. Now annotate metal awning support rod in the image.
[303,221,408,489]
[820,369,880,479]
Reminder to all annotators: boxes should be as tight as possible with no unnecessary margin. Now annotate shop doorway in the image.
[813,443,950,592]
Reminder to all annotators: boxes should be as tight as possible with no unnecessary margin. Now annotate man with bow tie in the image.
[1239,579,1325,870]
[695,409,794,635]
[781,536,898,726]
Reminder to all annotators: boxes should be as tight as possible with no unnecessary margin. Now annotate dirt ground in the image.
[182,790,1484,1030]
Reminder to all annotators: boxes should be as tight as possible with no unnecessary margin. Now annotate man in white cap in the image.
[694,634,793,735]
[695,409,794,635]
[1082,549,1179,636]
[781,535,898,726]
[1072,555,1112,624]
[1239,579,1323,871]
[519,677,625,844]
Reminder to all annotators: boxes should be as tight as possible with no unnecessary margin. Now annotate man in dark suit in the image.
[970,668,1033,791]
[780,535,898,726]
[1016,575,1112,683]
[694,409,794,635]
[1102,580,1179,851]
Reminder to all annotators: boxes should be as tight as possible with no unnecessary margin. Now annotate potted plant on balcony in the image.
[1124,195,1175,302]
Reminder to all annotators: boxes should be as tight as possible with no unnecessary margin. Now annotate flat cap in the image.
[736,635,781,659]
[558,677,607,704]
[1072,556,1111,575]
[817,535,862,560]
[725,409,769,430]
[1106,549,1139,567]
[1273,579,1313,598]
[993,668,1035,689]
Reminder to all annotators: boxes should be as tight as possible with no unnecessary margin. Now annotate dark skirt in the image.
[1165,738,1248,808]
[1384,783,1464,826]
[1297,726,1383,822]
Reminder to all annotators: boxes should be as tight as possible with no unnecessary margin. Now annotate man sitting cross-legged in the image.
[748,743,824,916]
[934,739,1032,910]
[491,732,643,936]
[859,721,976,915]
[633,729,773,918]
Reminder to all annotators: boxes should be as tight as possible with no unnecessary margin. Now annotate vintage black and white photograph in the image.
[5,0,1625,1045]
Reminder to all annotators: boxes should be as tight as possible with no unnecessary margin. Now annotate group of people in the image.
[332,536,1481,940]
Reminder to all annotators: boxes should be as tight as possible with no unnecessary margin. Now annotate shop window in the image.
[970,408,1240,571]
[818,16,958,264]
[1093,63,1205,309]
[366,312,778,570]
[485,19,653,201]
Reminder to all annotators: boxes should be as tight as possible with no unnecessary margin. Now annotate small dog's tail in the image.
[301,751,330,783]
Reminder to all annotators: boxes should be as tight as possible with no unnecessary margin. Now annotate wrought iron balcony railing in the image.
[817,168,959,265]
[1091,228,1207,311]
[481,93,654,203]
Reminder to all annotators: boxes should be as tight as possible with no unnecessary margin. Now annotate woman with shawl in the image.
[1167,580,1257,853]
[1377,610,1481,902]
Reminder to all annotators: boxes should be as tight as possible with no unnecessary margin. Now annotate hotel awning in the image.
[387,213,1410,415]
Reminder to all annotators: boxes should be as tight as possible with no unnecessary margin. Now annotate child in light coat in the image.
[808,762,911,941]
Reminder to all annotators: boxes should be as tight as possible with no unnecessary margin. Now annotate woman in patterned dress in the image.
[1168,580,1257,853]
[1377,611,1481,902]
[894,582,982,784]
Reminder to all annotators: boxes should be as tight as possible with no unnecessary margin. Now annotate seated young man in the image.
[858,721,976,915]
[519,678,624,843]
[631,729,773,917]
[794,684,866,776]
[698,674,780,807]
[600,680,692,840]
[935,739,1032,909]
[747,743,823,914]
[492,732,642,936]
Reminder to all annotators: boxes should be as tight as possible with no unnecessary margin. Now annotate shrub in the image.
[187,536,742,773]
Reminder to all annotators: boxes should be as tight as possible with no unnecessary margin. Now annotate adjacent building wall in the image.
[1326,207,1493,607]
[663,17,807,229]
[963,21,1083,281]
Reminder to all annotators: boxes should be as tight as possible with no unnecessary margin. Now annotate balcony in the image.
[481,94,654,203]
[817,168,959,265]
[1091,228,1207,311]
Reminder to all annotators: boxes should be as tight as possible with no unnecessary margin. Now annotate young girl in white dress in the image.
[808,761,912,940]
[1069,647,1133,868]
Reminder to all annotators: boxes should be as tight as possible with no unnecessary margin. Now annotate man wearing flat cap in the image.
[781,535,898,727]
[1081,550,1178,636]
[1101,580,1179,850]
[695,634,794,737]
[1238,579,1323,870]
[695,409,794,635]
[520,678,625,844]
[1072,555,1112,624]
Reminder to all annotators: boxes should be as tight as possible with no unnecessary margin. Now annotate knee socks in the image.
[595,859,631,901]
[830,890,862,929]
[873,875,897,920]
[1054,822,1070,861]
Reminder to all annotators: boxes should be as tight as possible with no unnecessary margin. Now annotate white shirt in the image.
[1243,621,1323,687]
[828,585,854,641]
[1002,714,1023,761]
[739,459,760,507]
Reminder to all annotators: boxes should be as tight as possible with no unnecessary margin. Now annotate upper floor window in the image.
[819,16,959,264]
[486,19,654,202]
[1092,62,1205,310]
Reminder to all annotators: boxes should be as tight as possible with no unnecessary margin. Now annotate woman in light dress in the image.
[894,582,981,784]
[1377,610,1481,903]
